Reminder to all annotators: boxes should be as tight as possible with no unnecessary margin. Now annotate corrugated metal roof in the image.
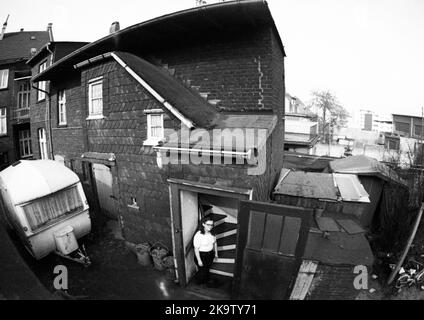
[329,155,407,187]
[273,169,370,203]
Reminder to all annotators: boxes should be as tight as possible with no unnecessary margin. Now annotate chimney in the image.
[0,14,9,41]
[20,28,24,32]
[109,21,120,34]
[47,22,53,41]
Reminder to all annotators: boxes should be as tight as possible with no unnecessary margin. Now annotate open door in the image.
[232,200,313,299]
[92,163,118,220]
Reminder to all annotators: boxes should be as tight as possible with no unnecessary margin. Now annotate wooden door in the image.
[92,163,118,220]
[232,200,313,299]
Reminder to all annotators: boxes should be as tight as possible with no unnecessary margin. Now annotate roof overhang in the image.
[32,0,285,83]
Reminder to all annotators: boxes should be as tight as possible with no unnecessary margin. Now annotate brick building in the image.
[27,41,88,160]
[32,0,286,287]
[0,21,52,168]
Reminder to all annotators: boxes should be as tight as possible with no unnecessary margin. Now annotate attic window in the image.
[143,109,164,146]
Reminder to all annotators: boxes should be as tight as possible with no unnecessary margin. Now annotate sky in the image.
[2,0,424,118]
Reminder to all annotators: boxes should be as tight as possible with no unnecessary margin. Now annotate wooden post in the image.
[387,203,424,285]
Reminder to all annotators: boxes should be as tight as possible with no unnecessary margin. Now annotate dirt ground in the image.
[14,215,203,300]
[357,220,424,300]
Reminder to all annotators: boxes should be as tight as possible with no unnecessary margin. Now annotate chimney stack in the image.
[0,14,9,41]
[109,21,120,34]
[47,23,53,41]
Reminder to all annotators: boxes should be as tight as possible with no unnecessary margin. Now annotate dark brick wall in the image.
[0,61,33,163]
[43,26,286,248]
[29,54,53,160]
[148,27,279,114]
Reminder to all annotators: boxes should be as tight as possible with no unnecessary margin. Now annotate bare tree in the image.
[308,91,350,143]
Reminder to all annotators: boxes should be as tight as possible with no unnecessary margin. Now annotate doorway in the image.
[168,179,252,299]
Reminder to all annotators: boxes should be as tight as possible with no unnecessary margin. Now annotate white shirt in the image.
[193,231,216,252]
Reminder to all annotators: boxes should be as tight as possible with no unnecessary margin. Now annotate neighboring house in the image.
[284,93,319,154]
[392,113,424,139]
[0,21,52,168]
[31,0,286,292]
[26,41,89,160]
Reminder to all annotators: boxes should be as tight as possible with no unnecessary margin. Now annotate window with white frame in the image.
[88,78,103,118]
[144,111,164,146]
[19,129,32,158]
[38,128,48,159]
[38,61,47,101]
[0,69,9,89]
[0,108,6,135]
[58,90,67,125]
[17,81,30,110]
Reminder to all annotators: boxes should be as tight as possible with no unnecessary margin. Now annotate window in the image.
[144,112,164,146]
[38,128,48,159]
[18,129,32,158]
[58,90,67,125]
[0,108,6,135]
[38,61,47,101]
[88,78,103,118]
[0,69,9,89]
[22,186,83,231]
[395,122,410,135]
[17,81,30,110]
[415,125,423,137]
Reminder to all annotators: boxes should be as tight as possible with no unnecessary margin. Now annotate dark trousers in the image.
[195,251,215,284]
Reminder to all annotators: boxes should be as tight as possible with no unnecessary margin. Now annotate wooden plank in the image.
[336,219,365,234]
[263,214,284,252]
[279,217,301,256]
[289,260,318,300]
[246,211,266,250]
[315,216,340,232]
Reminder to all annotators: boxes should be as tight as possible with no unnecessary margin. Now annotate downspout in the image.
[31,83,54,159]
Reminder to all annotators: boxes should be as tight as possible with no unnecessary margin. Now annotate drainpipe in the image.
[31,83,54,159]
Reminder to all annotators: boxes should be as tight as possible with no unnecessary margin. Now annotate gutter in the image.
[154,146,253,160]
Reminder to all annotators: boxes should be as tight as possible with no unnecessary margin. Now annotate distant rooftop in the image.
[0,31,50,64]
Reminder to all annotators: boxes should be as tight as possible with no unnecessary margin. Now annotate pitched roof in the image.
[329,155,407,187]
[27,41,89,66]
[113,51,220,129]
[33,0,285,82]
[0,31,50,64]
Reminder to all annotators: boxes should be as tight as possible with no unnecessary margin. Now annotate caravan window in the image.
[22,186,83,231]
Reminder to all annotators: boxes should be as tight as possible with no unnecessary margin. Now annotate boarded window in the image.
[415,125,423,137]
[395,122,410,134]
[23,186,83,230]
